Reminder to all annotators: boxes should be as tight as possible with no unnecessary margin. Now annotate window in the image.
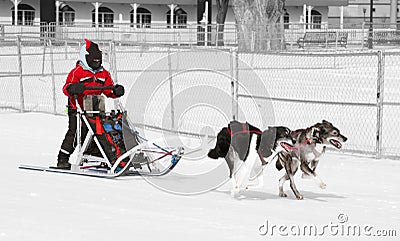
[130,7,151,28]
[167,8,187,28]
[92,6,114,28]
[305,10,322,29]
[59,4,75,26]
[11,4,35,26]
[284,12,289,29]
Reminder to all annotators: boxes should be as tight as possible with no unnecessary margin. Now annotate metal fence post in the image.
[235,50,239,120]
[109,41,117,82]
[49,39,57,114]
[168,47,175,129]
[17,35,25,112]
[230,49,238,120]
[64,40,68,60]
[230,49,234,120]
[108,41,112,67]
[109,41,119,109]
[376,50,385,158]
[41,41,46,76]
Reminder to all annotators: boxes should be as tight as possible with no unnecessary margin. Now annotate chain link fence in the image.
[0,36,116,113]
[238,51,382,156]
[381,51,400,158]
[0,36,399,159]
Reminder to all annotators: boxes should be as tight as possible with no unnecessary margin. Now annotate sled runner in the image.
[19,86,184,178]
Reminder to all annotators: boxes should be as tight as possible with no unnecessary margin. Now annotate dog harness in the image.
[227,121,268,165]
[227,122,262,137]
[287,128,319,152]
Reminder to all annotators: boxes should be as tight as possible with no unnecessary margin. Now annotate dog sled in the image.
[19,86,184,178]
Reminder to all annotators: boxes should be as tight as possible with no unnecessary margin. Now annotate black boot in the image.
[57,151,71,170]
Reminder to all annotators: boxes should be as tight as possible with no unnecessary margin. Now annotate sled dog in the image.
[276,120,347,200]
[208,121,293,197]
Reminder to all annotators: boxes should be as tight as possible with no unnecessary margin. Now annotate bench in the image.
[373,31,400,45]
[297,31,348,48]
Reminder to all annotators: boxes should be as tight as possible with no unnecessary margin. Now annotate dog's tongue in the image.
[330,139,342,149]
[280,142,293,152]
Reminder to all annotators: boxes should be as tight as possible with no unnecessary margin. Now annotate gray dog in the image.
[276,120,347,200]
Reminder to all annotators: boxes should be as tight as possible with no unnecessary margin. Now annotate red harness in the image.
[284,129,312,152]
[227,123,262,137]
[228,123,267,165]
[287,139,311,152]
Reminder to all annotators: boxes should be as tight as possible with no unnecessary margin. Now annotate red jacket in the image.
[63,61,117,110]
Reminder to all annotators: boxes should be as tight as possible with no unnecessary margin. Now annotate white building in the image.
[0,0,398,28]
[330,0,400,25]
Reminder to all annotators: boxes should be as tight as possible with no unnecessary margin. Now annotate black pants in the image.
[58,108,89,161]
[58,108,106,162]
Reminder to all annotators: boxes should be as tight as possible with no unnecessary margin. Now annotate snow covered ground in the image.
[1,112,399,241]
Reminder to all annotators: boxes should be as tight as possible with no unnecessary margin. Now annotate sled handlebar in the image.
[84,86,115,91]
[73,86,115,100]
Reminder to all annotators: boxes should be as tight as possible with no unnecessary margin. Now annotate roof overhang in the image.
[64,0,198,5]
[286,0,349,7]
[64,0,349,7]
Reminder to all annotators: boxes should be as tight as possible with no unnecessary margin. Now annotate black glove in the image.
[66,83,85,95]
[113,84,125,97]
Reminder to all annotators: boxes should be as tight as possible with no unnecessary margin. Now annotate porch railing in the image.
[0,22,399,51]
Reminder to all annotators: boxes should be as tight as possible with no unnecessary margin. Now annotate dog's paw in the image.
[319,182,327,189]
[296,194,304,200]
[301,173,312,179]
[279,193,287,198]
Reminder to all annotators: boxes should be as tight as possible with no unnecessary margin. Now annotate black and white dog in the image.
[276,120,347,200]
[208,121,293,197]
